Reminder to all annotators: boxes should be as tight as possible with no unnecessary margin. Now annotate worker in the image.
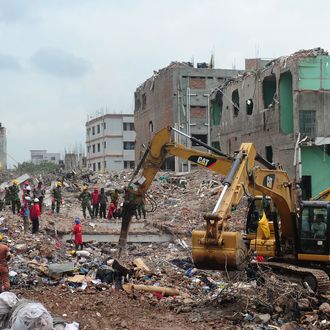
[9,180,21,214]
[30,198,41,234]
[51,181,62,214]
[99,188,108,219]
[0,235,11,292]
[311,213,327,239]
[33,182,45,213]
[22,188,32,233]
[78,186,93,219]
[110,189,120,208]
[137,199,146,220]
[122,185,140,221]
[91,186,100,218]
[107,201,117,219]
[72,218,83,250]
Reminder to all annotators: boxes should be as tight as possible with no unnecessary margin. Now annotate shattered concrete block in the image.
[319,302,330,315]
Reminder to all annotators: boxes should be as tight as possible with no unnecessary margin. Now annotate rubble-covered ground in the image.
[0,169,329,329]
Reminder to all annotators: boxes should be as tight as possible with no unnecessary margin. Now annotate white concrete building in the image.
[30,150,61,165]
[86,113,136,171]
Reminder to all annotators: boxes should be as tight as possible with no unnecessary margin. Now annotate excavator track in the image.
[261,261,330,292]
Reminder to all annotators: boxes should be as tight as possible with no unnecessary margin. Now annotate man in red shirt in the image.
[91,186,100,219]
[72,218,83,250]
[0,237,11,292]
[30,198,41,234]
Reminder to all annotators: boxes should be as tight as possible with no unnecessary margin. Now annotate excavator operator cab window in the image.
[299,205,329,255]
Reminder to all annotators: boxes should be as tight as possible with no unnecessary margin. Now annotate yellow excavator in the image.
[118,126,330,291]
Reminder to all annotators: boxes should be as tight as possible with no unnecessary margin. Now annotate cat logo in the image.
[197,157,210,167]
[188,155,217,167]
[263,174,275,190]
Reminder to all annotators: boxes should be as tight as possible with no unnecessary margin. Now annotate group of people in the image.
[78,186,125,220]
[0,180,44,234]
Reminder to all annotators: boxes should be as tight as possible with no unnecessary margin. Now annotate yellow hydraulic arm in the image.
[312,187,330,201]
[117,126,234,255]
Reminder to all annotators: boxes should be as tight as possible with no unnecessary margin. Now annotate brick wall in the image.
[189,77,205,89]
[191,106,206,119]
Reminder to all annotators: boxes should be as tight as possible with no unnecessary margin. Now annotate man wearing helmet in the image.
[51,181,62,214]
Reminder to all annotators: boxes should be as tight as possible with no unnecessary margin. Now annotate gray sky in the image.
[1,0,329,167]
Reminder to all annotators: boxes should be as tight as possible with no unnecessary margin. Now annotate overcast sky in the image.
[1,0,330,167]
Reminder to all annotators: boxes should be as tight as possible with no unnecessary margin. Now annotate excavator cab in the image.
[297,201,330,261]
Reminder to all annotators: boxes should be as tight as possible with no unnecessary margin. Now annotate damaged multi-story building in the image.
[134,61,241,171]
[0,123,7,170]
[210,48,330,198]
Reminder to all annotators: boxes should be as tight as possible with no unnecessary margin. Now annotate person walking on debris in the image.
[22,187,32,233]
[33,182,45,213]
[9,180,21,214]
[0,235,11,292]
[78,186,93,219]
[30,198,41,234]
[72,218,83,250]
[137,199,146,220]
[51,181,62,214]
[91,186,100,218]
[99,188,108,219]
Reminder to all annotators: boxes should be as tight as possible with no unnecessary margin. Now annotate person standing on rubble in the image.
[22,187,32,233]
[99,187,108,219]
[72,218,83,250]
[9,180,21,214]
[51,181,62,214]
[0,235,11,292]
[91,186,100,218]
[30,198,41,234]
[78,185,93,219]
[33,182,45,213]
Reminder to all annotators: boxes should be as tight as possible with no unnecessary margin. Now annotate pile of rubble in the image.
[0,169,328,329]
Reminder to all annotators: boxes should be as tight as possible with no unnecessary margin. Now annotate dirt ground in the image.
[13,286,236,330]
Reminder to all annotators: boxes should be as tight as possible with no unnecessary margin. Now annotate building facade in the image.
[210,48,330,198]
[64,153,86,170]
[0,123,7,170]
[86,113,135,171]
[30,150,61,165]
[134,61,241,171]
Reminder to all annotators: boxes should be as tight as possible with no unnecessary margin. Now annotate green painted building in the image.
[210,48,330,198]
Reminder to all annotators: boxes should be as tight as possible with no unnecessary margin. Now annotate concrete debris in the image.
[0,168,328,329]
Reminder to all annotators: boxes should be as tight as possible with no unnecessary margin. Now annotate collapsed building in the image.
[210,48,330,198]
[134,61,242,171]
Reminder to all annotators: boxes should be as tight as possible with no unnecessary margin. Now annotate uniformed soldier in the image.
[78,186,93,219]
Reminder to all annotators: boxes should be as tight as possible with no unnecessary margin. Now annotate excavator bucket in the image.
[192,230,247,270]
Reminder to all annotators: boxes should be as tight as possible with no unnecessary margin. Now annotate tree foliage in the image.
[14,161,61,175]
